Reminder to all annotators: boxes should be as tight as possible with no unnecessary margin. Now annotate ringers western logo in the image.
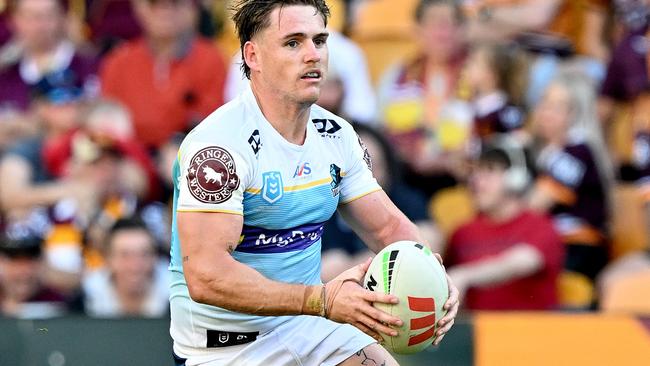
[187,146,240,203]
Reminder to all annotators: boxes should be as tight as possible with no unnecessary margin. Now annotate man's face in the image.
[107,229,156,295]
[250,5,329,105]
[469,162,509,213]
[416,3,461,61]
[0,255,42,303]
[12,0,64,52]
[135,0,195,40]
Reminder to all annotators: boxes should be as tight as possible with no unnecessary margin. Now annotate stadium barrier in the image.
[1,313,648,366]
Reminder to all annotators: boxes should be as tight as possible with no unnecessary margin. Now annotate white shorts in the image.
[179,315,375,366]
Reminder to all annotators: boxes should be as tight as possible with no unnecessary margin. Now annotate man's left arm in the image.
[338,190,459,345]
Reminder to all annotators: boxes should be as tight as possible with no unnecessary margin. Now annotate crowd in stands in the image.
[1,0,649,319]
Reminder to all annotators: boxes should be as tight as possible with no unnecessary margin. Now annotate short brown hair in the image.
[414,0,463,24]
[231,0,330,79]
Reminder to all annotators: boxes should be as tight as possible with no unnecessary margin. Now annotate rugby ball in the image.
[364,241,449,354]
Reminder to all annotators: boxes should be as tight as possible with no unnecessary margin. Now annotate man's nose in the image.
[303,41,321,63]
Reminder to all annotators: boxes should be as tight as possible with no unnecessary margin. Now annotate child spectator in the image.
[463,43,528,141]
[446,136,563,310]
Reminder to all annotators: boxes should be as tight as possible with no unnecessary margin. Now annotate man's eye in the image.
[286,40,299,48]
[314,38,326,47]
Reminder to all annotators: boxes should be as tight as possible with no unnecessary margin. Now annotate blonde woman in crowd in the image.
[528,71,614,308]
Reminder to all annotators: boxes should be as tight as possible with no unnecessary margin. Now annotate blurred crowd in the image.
[0,0,649,319]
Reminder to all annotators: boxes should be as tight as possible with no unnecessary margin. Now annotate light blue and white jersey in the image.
[169,87,380,354]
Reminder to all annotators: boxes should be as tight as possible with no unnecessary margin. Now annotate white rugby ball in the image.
[363,241,449,354]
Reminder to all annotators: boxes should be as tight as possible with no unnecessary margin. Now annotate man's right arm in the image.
[178,211,317,316]
[178,210,402,341]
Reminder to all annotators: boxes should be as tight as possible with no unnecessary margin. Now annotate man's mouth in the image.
[301,70,322,80]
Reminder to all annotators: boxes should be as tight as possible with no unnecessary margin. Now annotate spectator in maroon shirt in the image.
[0,231,68,318]
[0,0,98,112]
[446,136,563,310]
[599,1,649,165]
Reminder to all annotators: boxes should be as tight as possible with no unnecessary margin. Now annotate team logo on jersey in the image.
[330,164,342,196]
[248,129,261,157]
[262,171,284,204]
[186,146,239,204]
[356,134,372,170]
[313,118,341,137]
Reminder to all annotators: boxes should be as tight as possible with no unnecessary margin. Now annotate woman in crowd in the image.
[528,71,614,308]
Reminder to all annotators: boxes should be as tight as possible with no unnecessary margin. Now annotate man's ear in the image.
[243,41,261,75]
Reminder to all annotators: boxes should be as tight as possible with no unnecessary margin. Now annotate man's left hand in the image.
[433,254,459,346]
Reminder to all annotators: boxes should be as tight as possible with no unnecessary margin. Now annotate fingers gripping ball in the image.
[363,241,449,354]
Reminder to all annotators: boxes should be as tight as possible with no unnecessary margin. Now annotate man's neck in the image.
[116,286,147,315]
[250,80,311,145]
[148,35,182,60]
[485,198,523,223]
[25,41,63,68]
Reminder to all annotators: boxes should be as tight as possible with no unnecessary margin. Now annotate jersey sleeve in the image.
[339,127,381,204]
[176,135,253,215]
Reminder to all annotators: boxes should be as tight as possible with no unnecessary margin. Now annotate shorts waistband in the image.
[207,329,259,348]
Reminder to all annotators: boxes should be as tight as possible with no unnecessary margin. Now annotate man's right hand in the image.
[324,258,403,342]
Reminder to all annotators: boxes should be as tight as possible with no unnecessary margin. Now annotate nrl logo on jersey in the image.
[262,171,283,204]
